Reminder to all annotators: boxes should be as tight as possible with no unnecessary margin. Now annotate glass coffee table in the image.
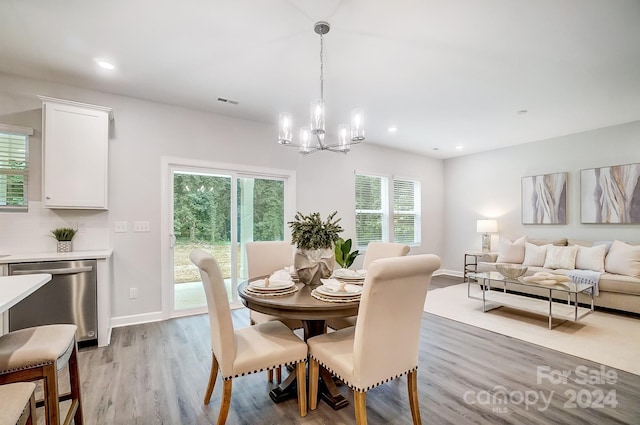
[467,271,595,329]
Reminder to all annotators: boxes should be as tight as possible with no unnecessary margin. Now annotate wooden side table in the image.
[464,251,484,281]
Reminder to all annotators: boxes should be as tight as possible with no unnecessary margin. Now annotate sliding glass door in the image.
[166,162,293,315]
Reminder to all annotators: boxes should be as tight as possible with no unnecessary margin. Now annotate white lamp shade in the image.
[477,219,498,233]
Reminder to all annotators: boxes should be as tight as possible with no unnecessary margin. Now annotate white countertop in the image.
[0,274,52,312]
[0,250,113,264]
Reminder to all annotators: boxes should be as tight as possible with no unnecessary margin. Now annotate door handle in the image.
[170,233,176,248]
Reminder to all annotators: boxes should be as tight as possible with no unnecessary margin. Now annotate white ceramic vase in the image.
[294,248,335,285]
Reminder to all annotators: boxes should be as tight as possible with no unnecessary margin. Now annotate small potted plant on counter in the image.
[51,227,78,253]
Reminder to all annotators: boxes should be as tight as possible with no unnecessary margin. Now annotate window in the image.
[355,174,388,248]
[0,124,32,212]
[355,173,421,248]
[393,178,421,244]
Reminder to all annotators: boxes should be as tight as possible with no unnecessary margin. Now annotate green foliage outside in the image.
[172,173,285,283]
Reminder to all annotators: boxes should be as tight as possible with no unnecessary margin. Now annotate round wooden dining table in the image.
[238,280,359,410]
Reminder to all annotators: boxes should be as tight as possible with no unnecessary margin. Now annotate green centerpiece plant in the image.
[335,238,359,269]
[289,211,343,285]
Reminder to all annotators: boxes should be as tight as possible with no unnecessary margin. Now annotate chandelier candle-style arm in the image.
[277,21,365,155]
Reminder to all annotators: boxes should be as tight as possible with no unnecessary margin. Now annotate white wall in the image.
[442,121,640,272]
[0,73,444,321]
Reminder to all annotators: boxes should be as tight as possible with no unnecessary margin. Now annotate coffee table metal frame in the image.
[467,271,595,329]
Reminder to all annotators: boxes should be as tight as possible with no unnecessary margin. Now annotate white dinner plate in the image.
[316,284,362,297]
[249,279,295,290]
[332,269,367,279]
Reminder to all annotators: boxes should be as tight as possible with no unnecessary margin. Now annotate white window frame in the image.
[0,124,33,212]
[355,171,421,249]
[355,172,389,249]
[392,177,421,245]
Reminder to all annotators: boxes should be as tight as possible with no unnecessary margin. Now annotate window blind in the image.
[355,174,387,247]
[393,178,420,244]
[0,129,30,211]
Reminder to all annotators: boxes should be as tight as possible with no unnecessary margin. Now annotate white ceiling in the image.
[1,0,639,158]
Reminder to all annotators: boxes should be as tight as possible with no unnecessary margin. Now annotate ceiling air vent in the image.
[217,97,239,105]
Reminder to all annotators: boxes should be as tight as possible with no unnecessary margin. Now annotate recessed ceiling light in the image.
[388,126,397,132]
[517,109,528,115]
[455,145,464,151]
[96,60,115,70]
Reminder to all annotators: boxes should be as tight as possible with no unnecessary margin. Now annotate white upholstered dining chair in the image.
[307,254,441,425]
[326,241,410,331]
[190,249,308,424]
[245,241,303,383]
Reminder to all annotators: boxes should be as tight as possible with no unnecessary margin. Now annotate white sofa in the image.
[476,237,640,315]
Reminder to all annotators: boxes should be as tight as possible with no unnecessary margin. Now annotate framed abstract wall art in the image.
[521,172,567,224]
[581,163,640,224]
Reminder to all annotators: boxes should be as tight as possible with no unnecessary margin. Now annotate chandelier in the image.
[278,21,364,155]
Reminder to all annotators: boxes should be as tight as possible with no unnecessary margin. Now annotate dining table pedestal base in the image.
[268,318,349,410]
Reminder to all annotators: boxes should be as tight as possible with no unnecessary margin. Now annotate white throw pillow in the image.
[575,244,606,272]
[522,243,549,267]
[605,240,640,277]
[496,236,527,263]
[543,245,578,270]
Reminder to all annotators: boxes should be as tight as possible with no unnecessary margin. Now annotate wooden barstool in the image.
[0,324,83,425]
[0,382,37,425]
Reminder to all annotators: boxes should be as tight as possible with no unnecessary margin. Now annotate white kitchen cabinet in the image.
[39,96,112,209]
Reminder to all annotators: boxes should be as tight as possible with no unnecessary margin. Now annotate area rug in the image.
[424,283,640,375]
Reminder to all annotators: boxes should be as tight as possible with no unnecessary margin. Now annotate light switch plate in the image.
[115,221,128,233]
[134,221,150,232]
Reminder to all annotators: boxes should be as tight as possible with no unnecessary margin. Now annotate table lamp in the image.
[477,219,498,252]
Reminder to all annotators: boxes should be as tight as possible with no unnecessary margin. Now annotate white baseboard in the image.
[111,311,164,329]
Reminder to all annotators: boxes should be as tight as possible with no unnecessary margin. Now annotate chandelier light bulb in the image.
[278,112,292,144]
[299,126,311,153]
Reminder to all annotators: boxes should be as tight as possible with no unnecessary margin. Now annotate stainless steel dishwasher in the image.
[8,259,98,343]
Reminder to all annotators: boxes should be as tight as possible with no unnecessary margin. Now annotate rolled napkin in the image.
[320,278,362,294]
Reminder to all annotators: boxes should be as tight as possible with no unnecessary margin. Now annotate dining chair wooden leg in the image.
[295,361,307,417]
[217,380,232,425]
[68,344,84,425]
[407,370,422,425]
[354,390,367,425]
[27,390,36,425]
[308,358,319,411]
[276,366,282,384]
[204,353,219,404]
[267,369,274,382]
[41,363,61,425]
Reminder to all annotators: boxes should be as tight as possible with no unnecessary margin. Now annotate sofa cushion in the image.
[598,273,640,295]
[575,244,606,273]
[496,236,527,263]
[522,243,549,267]
[605,240,640,278]
[543,245,578,270]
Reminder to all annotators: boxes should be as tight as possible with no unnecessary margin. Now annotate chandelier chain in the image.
[320,32,324,102]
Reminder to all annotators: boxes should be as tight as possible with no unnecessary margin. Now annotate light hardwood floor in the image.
[57,275,640,424]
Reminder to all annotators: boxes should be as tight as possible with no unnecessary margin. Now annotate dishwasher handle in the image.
[11,266,94,276]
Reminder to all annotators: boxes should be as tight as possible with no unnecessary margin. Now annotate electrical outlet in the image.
[115,221,128,233]
[129,287,138,299]
[134,221,150,232]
